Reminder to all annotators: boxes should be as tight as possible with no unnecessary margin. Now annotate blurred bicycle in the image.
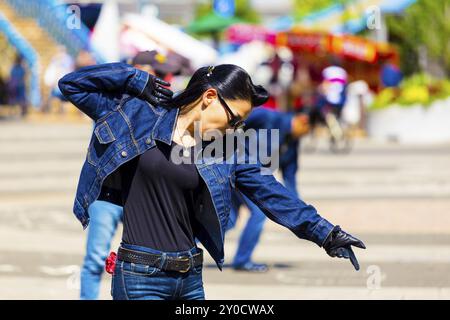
[301,103,353,154]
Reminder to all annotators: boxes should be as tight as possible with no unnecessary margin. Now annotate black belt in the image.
[117,247,203,273]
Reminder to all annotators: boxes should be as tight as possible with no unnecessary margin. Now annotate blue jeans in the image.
[112,244,205,300]
[80,200,123,300]
[227,192,267,267]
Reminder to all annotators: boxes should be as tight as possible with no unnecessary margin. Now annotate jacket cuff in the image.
[310,218,335,247]
[127,69,150,97]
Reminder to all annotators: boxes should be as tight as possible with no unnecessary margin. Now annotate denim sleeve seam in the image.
[320,221,335,247]
[311,218,334,246]
[66,69,129,85]
[128,70,149,97]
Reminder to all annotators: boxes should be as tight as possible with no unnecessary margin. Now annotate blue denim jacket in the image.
[58,63,334,270]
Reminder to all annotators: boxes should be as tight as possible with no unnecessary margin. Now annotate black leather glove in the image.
[323,225,366,271]
[140,75,173,106]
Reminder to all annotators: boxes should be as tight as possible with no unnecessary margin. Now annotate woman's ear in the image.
[202,88,218,109]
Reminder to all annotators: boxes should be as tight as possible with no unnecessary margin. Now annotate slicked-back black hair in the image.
[168,64,269,111]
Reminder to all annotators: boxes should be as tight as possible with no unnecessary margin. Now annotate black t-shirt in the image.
[120,140,201,252]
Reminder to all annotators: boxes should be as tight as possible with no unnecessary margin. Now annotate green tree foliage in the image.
[386,0,450,77]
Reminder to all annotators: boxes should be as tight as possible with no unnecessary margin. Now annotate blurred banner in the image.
[90,0,120,62]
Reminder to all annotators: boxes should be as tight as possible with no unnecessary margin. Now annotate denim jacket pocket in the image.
[87,121,116,166]
[94,121,116,144]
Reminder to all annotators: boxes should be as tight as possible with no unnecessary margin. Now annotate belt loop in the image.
[189,246,198,269]
[188,248,194,270]
[160,253,167,269]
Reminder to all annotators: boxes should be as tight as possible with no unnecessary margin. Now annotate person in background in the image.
[129,50,182,84]
[318,63,348,118]
[79,50,182,300]
[7,55,28,117]
[262,53,284,110]
[308,62,348,131]
[282,65,317,196]
[226,108,310,272]
[43,46,74,113]
[0,74,8,106]
[225,61,313,273]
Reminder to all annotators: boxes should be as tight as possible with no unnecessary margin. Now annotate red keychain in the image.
[105,251,117,274]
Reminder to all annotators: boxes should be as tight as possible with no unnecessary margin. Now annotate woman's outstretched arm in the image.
[234,161,334,246]
[234,160,365,270]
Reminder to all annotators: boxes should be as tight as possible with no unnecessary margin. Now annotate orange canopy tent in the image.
[276,28,399,90]
[226,25,398,90]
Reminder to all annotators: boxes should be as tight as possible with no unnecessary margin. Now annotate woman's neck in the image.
[173,105,201,146]
[177,102,202,136]
[177,113,195,136]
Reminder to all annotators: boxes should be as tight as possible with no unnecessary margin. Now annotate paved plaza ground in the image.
[1,119,449,299]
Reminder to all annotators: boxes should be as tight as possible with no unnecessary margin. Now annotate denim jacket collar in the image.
[151,106,179,145]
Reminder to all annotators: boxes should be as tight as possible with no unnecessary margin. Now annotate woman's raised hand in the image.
[140,75,174,106]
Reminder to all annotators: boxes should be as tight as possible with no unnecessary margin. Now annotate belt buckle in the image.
[177,257,191,273]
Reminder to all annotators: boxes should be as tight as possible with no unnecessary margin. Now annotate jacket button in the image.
[145,138,152,144]
[121,151,127,157]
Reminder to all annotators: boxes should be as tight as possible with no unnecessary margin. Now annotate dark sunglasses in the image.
[217,94,245,131]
